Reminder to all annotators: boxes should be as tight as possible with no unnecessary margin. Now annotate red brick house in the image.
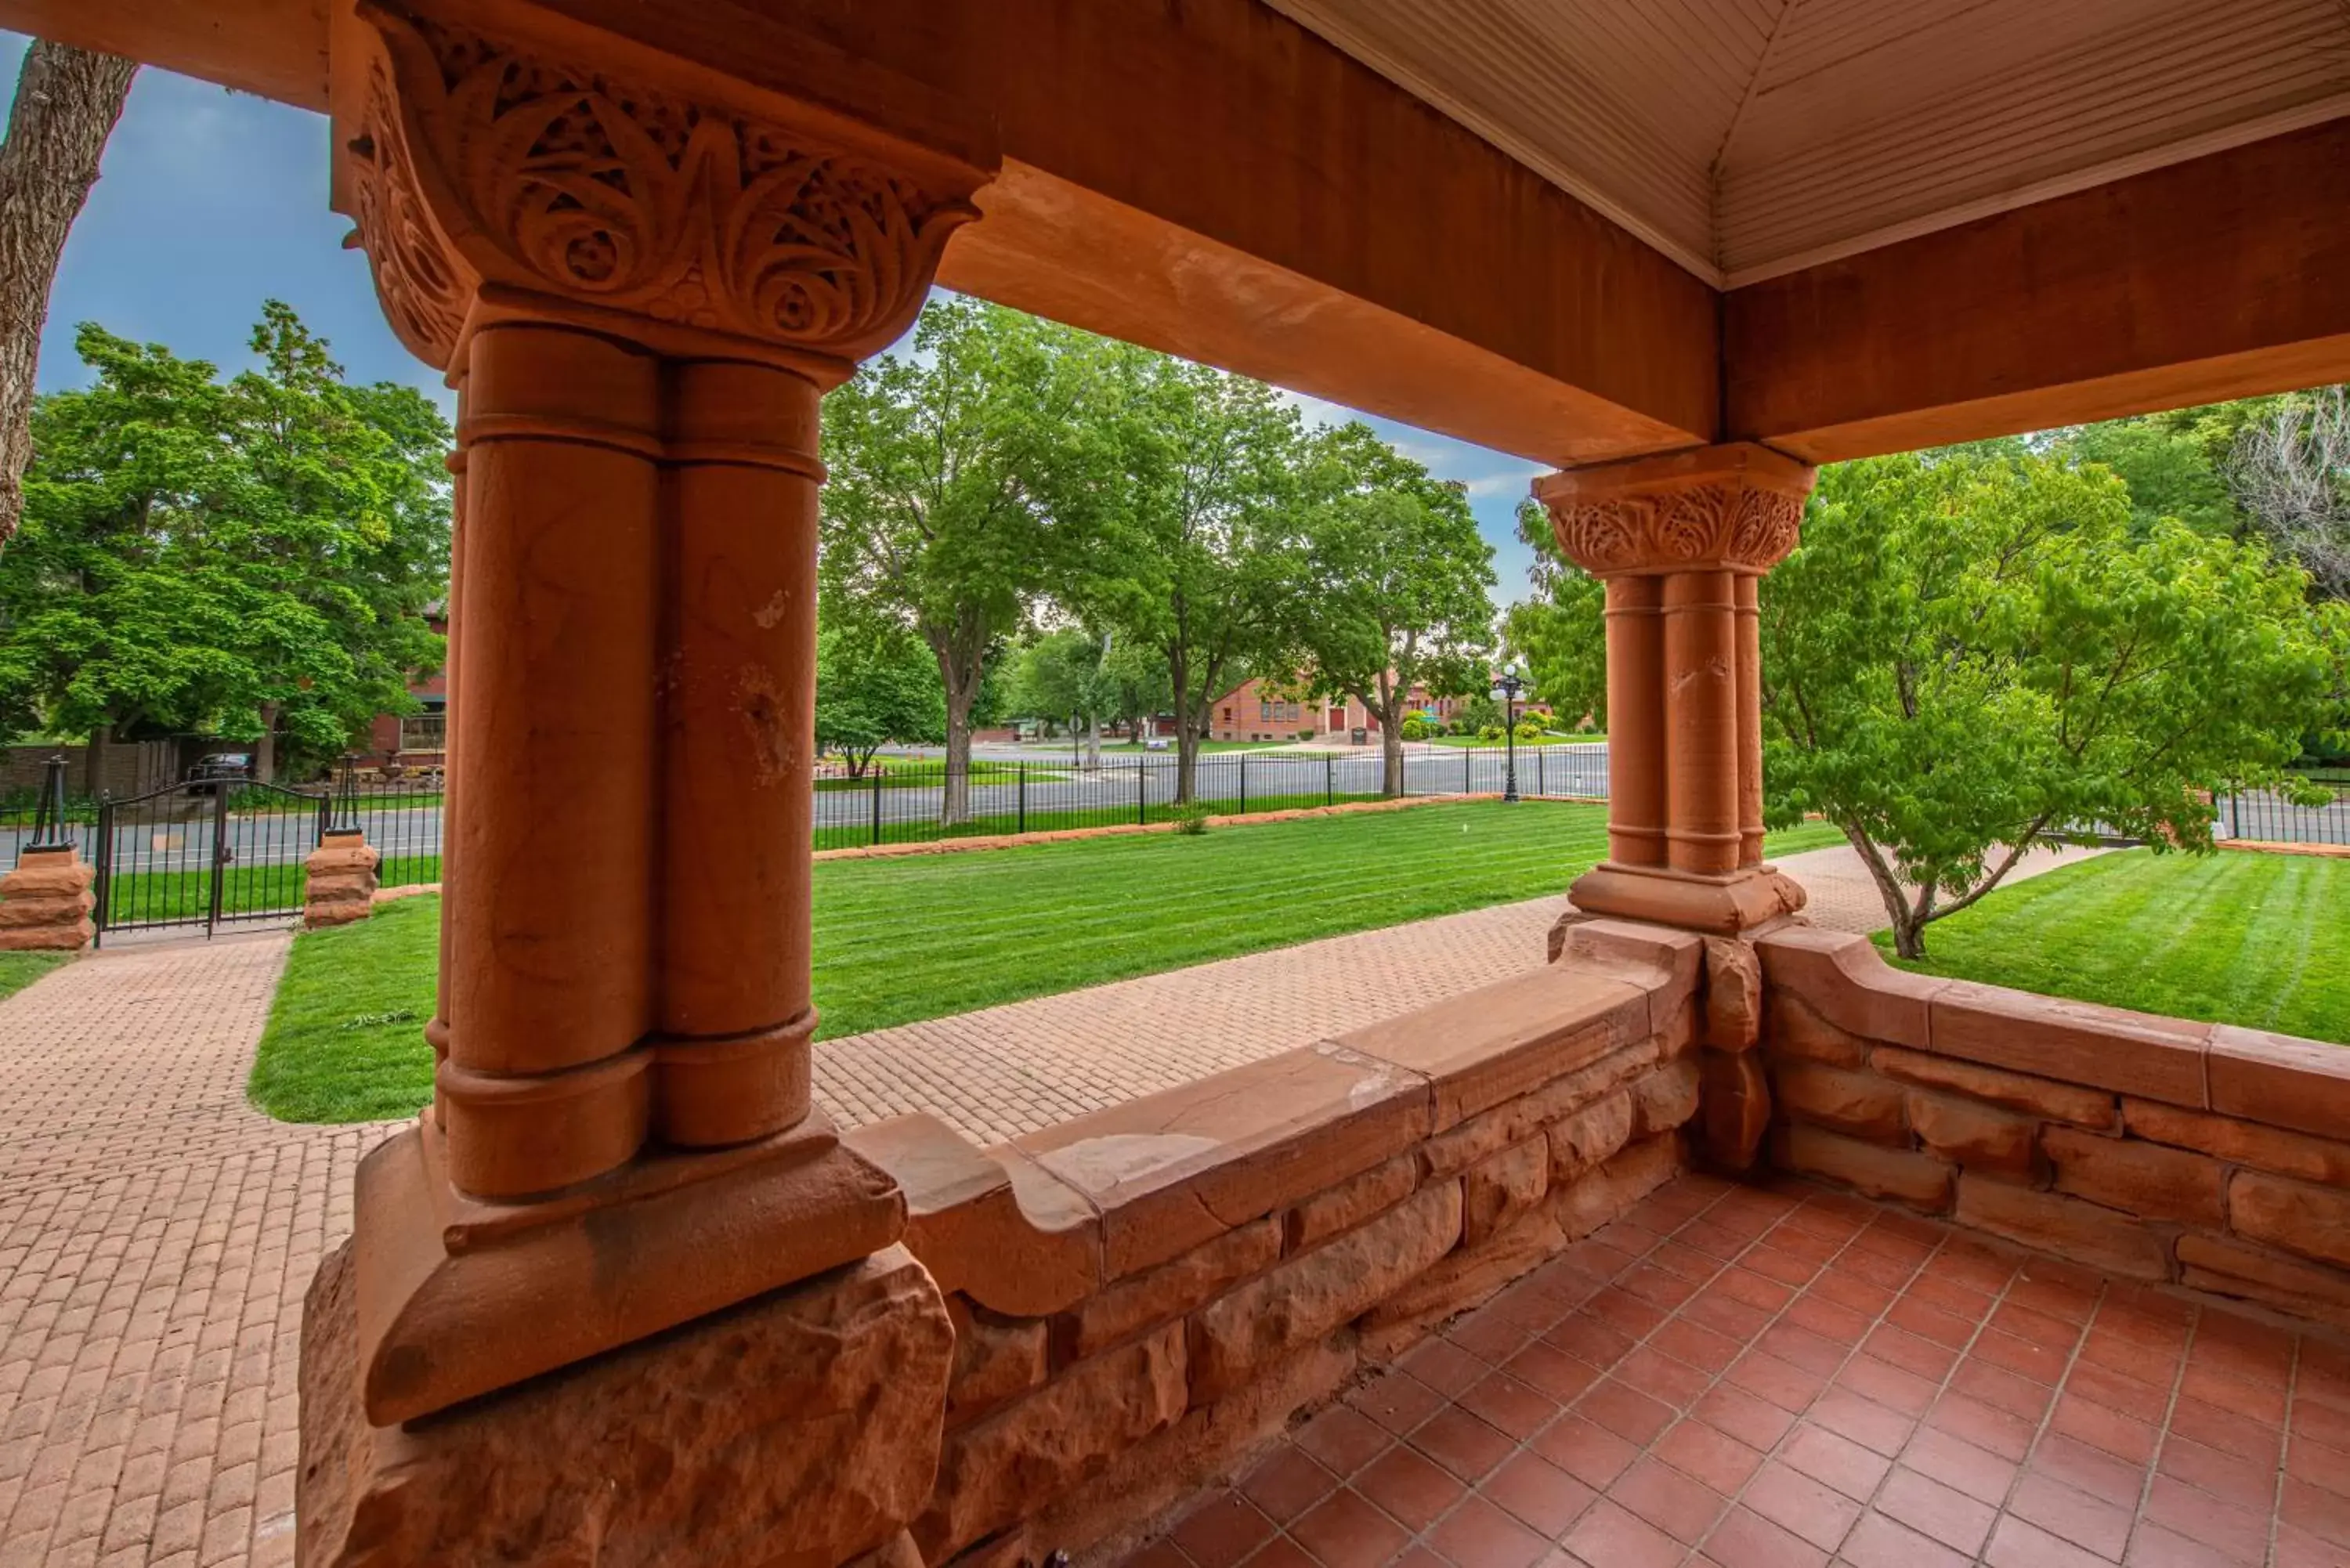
[363,608,448,771]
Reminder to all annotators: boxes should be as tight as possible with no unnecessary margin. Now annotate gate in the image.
[92,777,329,943]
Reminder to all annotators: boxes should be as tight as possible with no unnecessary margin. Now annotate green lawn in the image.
[1426,733,1604,747]
[0,952,69,1002]
[1882,848,2350,1044]
[248,800,1844,1122]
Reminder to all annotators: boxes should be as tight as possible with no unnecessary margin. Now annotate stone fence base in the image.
[304,830,378,928]
[0,846,95,952]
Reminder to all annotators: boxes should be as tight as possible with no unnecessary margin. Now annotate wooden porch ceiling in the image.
[5,0,2347,468]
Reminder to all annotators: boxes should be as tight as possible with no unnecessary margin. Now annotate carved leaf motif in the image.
[344,13,981,366]
[1546,480,1805,576]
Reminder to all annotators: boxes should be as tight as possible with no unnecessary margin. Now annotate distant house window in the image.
[1259,699,1272,721]
[399,712,446,752]
[1221,705,1233,721]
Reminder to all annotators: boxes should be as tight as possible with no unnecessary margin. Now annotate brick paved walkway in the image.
[0,842,2111,1565]
[1123,1174,2350,1568]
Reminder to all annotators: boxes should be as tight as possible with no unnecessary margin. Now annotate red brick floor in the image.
[1125,1175,2350,1568]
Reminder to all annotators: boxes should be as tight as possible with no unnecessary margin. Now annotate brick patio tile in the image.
[1724,1350,1827,1414]
[1927,1389,2039,1462]
[1499,1342,1596,1404]
[1456,1374,1557,1441]
[1691,1380,1798,1452]
[1876,1466,1998,1556]
[1698,1504,1829,1568]
[1528,1415,1639,1491]
[2156,1433,2281,1514]
[1289,1489,1411,1568]
[2141,1474,2274,1563]
[1610,1454,1726,1545]
[1652,1417,1764,1495]
[2164,1396,2282,1466]
[1240,1448,1341,1525]
[1806,1386,1915,1456]
[1898,1425,2019,1507]
[1173,1492,1278,1568]
[1781,1422,1891,1501]
[1569,1378,1674,1448]
[1556,1499,1683,1568]
[1838,1509,1971,1568]
[2008,1471,2135,1560]
[1400,1339,1492,1400]
[1354,1446,1466,1532]
[1350,1372,1450,1436]
[1741,1458,1862,1552]
[1422,1495,1548,1568]
[1296,1407,1394,1480]
[1475,1451,1593,1537]
[1410,1409,1518,1483]
[1984,1512,2118,1568]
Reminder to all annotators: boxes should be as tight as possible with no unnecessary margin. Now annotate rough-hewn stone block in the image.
[1061,1218,1280,1360]
[1550,1133,1683,1242]
[916,1321,1188,1562]
[1774,1061,1907,1143]
[1870,1045,2118,1129]
[2176,1234,2350,1330]
[1954,1177,2171,1281]
[1462,1137,1549,1247]
[1285,1153,1417,1253]
[1188,1180,1461,1404]
[1629,1057,1701,1138]
[300,1241,955,1568]
[2042,1126,2224,1226]
[2229,1171,2350,1270]
[1420,1040,1658,1177]
[1768,991,1869,1067]
[2123,1098,2350,1187]
[1547,1091,1634,1183]
[948,1297,1049,1426]
[1773,1123,1951,1210]
[1699,1049,1771,1172]
[1905,1091,2038,1178]
[1701,935,1762,1050]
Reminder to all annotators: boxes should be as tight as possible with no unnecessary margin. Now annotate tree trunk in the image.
[1381,720,1405,799]
[1084,712,1101,771]
[932,640,978,825]
[1168,657,1197,804]
[0,42,136,550]
[82,721,110,797]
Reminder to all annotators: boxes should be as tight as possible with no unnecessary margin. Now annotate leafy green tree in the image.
[814,625,945,778]
[0,304,450,780]
[1289,423,1495,793]
[1007,626,1123,766]
[1502,497,1607,731]
[1762,448,2339,959]
[1081,349,1303,801]
[820,297,1105,821]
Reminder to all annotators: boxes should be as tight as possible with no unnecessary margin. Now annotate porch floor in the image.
[1123,1176,2350,1568]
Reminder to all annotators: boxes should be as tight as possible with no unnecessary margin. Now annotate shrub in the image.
[1513,720,1543,741]
[1399,715,1434,742]
[1295,727,1317,742]
[1170,801,1212,835]
[1477,724,1505,742]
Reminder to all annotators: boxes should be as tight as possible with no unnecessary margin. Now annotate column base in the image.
[1567,860,1808,936]
[301,1234,952,1568]
[349,1106,903,1425]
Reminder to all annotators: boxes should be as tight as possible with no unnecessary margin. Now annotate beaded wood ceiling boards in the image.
[338,5,985,373]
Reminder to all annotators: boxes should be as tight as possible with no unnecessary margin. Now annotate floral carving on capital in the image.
[336,9,989,370]
[1546,479,1806,578]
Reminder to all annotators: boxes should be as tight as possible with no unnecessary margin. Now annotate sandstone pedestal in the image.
[304,829,379,928]
[299,1239,954,1568]
[0,846,96,952]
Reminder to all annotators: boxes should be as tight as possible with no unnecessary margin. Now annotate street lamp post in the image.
[1494,663,1525,803]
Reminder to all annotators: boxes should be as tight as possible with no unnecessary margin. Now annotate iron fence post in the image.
[1137,761,1147,826]
[26,753,73,854]
[92,794,114,948]
[870,767,882,847]
[1465,745,1473,795]
[207,771,231,939]
[1238,753,1247,816]
[1537,747,1546,797]
[1325,753,1334,807]
[1018,762,1026,835]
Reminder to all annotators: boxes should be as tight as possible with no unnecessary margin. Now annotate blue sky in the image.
[18,35,1547,605]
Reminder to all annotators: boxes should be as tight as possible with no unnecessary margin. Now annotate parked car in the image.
[184,753,253,795]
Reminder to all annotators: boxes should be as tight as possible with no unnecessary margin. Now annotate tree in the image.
[1083,349,1305,801]
[1761,448,2338,959]
[1007,626,1123,767]
[814,624,945,777]
[1289,423,1495,793]
[2226,385,2350,602]
[1502,495,1607,729]
[0,305,450,779]
[820,297,1104,821]
[0,42,136,551]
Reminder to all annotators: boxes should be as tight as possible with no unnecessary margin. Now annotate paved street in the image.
[0,836,2102,1564]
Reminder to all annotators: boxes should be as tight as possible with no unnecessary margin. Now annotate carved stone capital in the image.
[1535,443,1817,578]
[330,1,996,375]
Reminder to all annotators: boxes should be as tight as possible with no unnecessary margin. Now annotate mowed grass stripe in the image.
[249,803,1838,1122]
[1884,848,2349,1044]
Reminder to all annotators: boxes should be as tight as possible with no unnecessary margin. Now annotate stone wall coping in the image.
[865,952,1697,1292]
[1756,927,2350,1133]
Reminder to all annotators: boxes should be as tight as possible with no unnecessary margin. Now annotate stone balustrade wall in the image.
[847,919,1711,1568]
[1755,927,2350,1335]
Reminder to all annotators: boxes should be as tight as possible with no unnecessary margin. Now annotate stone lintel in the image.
[352,1109,902,1425]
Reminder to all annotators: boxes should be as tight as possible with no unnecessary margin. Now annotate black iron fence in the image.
[813,743,1613,850]
[2218,773,2350,847]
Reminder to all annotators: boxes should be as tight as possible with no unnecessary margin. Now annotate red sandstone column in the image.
[439,322,661,1198]
[1603,576,1666,868]
[1735,573,1765,867]
[653,359,825,1147]
[1661,569,1741,876]
[426,428,465,1130]
[1534,443,1814,934]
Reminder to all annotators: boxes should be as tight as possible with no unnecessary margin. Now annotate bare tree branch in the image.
[2228,385,2350,600]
